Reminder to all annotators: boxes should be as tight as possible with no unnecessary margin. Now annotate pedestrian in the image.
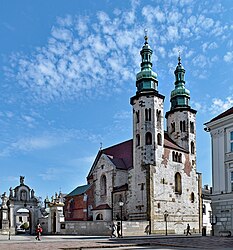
[110,222,116,238]
[144,224,150,235]
[116,222,121,238]
[186,223,191,236]
[35,223,42,241]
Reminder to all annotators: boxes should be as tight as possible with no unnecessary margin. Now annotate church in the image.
[66,34,202,235]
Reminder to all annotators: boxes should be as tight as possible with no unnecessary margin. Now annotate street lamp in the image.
[164,210,169,236]
[210,213,217,236]
[119,200,124,238]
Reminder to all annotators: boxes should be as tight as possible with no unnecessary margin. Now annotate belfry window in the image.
[171,122,175,133]
[100,175,107,196]
[191,141,195,154]
[180,120,186,132]
[136,134,140,146]
[136,111,140,123]
[145,108,151,121]
[190,121,194,133]
[157,110,161,124]
[175,172,182,195]
[145,132,152,145]
[157,133,162,146]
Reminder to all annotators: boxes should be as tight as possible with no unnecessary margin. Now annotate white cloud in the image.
[39,167,71,181]
[209,97,233,114]
[166,26,179,42]
[4,1,231,102]
[202,42,218,52]
[224,52,233,62]
[113,111,131,120]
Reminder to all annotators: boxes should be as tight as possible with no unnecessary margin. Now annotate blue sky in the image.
[1,0,233,200]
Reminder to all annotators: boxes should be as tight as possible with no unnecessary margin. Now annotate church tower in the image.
[128,33,165,220]
[165,55,197,167]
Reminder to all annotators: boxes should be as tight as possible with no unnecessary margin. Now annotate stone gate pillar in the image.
[1,193,9,234]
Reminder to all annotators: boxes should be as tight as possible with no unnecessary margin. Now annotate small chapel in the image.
[65,34,202,234]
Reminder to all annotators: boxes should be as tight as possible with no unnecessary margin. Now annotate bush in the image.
[20,222,29,230]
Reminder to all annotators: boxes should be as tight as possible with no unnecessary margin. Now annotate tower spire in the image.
[170,52,190,110]
[135,30,158,93]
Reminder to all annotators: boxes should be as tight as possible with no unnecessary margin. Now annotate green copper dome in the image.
[136,33,158,92]
[170,55,190,109]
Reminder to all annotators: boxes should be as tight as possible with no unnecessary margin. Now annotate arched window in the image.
[183,121,186,132]
[175,172,182,195]
[145,109,148,121]
[145,132,152,145]
[96,213,103,220]
[172,151,175,161]
[178,153,182,163]
[157,110,161,124]
[100,175,107,196]
[191,141,195,154]
[180,120,186,132]
[149,108,151,121]
[190,192,195,203]
[136,134,140,146]
[136,111,140,123]
[145,108,151,121]
[190,121,194,133]
[157,133,162,146]
[175,152,178,162]
[171,122,175,133]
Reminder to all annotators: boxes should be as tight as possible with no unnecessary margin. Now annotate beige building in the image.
[87,35,201,235]
[205,107,233,236]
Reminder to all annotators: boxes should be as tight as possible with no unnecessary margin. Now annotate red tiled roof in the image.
[92,204,111,210]
[164,132,188,153]
[103,139,133,170]
[87,134,187,179]
[209,106,233,123]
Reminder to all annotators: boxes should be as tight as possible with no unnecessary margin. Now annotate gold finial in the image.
[144,28,148,44]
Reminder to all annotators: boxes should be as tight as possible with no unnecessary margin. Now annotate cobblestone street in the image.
[0,235,232,250]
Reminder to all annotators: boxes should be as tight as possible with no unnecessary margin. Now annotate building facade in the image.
[0,176,40,235]
[83,35,201,234]
[205,107,233,236]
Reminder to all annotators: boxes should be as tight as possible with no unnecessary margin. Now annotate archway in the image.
[15,208,30,234]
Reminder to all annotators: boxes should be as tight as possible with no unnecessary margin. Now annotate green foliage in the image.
[20,222,29,230]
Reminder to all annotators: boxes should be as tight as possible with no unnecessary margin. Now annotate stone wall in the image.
[212,193,233,236]
[60,221,149,236]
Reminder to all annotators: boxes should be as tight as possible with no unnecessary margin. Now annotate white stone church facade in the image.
[87,35,201,234]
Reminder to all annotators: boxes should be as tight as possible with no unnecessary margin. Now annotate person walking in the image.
[110,222,116,238]
[144,224,150,235]
[186,223,191,236]
[116,222,121,238]
[35,223,42,241]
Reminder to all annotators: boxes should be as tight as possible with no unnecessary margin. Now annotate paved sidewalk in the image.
[0,234,232,250]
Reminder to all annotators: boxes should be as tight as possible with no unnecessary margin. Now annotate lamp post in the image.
[164,210,169,236]
[119,200,124,238]
[210,213,217,236]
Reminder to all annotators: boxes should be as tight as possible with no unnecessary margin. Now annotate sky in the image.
[0,0,233,201]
